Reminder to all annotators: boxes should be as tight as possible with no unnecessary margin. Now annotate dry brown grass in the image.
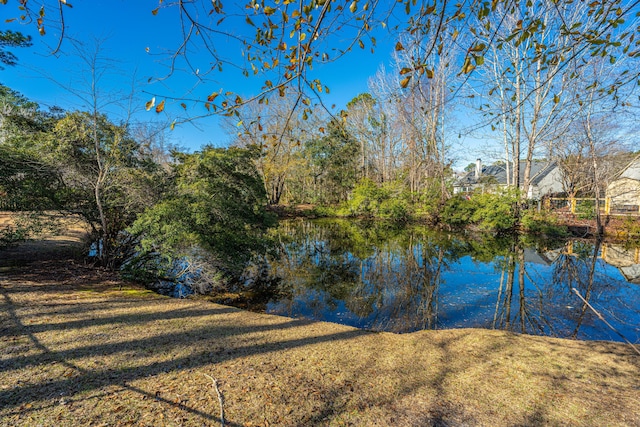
[1,226,639,426]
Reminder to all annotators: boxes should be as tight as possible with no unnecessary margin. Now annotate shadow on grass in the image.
[2,256,639,426]
[0,272,368,426]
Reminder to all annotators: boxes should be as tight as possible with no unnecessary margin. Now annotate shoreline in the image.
[269,204,640,241]
[1,255,639,426]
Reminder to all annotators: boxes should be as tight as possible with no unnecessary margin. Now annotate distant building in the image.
[607,154,640,210]
[454,159,564,200]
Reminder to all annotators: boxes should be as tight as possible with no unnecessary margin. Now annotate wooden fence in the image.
[547,197,640,217]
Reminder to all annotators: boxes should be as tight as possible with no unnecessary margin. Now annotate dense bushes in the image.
[439,190,567,235]
[520,209,568,236]
[340,179,410,222]
[125,146,276,294]
[440,189,519,232]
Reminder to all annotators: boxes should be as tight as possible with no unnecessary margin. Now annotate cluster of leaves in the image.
[620,216,640,240]
[440,189,520,233]
[126,146,276,292]
[1,84,278,297]
[303,119,360,204]
[341,178,410,222]
[0,30,32,69]
[3,0,640,125]
[520,209,568,237]
[575,199,597,220]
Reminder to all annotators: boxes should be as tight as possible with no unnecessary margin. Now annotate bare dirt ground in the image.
[1,219,639,426]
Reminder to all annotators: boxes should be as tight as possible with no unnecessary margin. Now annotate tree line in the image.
[1,0,639,292]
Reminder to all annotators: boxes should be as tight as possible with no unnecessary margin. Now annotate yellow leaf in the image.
[145,97,156,111]
[152,8,159,15]
[395,41,404,51]
[207,92,219,102]
[400,76,411,88]
[155,100,165,113]
[462,57,475,73]
[299,32,306,41]
[425,68,434,78]
[350,1,357,13]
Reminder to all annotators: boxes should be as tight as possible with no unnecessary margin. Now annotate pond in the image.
[245,219,640,343]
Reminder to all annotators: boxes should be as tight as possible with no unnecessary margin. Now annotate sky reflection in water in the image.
[261,219,640,343]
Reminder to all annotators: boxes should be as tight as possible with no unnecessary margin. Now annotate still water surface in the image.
[252,219,640,343]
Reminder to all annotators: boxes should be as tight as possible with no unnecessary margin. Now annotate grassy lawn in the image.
[1,228,639,426]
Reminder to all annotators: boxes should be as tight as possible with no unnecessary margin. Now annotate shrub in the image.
[620,216,640,240]
[380,198,410,222]
[575,200,596,220]
[440,194,476,228]
[470,189,519,232]
[308,205,336,217]
[520,208,567,236]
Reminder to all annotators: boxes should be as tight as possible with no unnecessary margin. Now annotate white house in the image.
[454,159,564,200]
[607,154,640,210]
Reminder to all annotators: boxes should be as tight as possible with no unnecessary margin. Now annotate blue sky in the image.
[1,1,400,152]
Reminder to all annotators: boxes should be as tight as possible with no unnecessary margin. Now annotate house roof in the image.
[616,153,640,182]
[456,160,557,187]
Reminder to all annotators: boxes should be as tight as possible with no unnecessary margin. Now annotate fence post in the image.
[605,197,611,215]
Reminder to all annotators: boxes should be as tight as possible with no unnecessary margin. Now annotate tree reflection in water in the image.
[249,219,640,342]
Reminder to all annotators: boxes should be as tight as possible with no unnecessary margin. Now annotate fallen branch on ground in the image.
[204,373,225,427]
